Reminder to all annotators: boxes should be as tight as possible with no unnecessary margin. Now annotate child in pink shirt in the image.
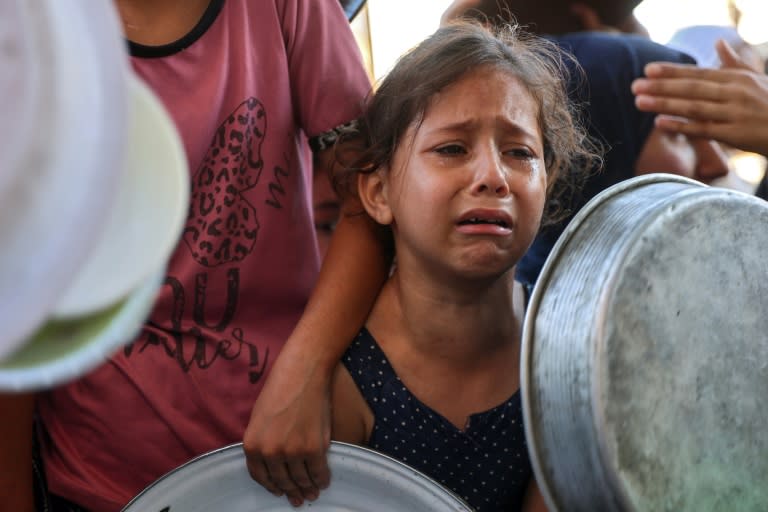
[0,1,377,511]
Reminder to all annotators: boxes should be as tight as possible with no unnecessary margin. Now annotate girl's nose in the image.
[471,150,510,197]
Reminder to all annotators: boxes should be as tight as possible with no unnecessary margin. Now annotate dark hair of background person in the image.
[471,0,643,34]
[515,32,697,287]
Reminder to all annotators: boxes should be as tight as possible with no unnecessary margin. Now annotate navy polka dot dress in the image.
[342,328,533,512]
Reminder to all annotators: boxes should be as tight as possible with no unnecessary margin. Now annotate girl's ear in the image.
[358,170,393,225]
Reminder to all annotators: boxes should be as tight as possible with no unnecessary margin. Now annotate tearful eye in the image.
[505,148,535,159]
[435,144,466,156]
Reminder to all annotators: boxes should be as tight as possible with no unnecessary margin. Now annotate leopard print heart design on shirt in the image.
[183,97,266,267]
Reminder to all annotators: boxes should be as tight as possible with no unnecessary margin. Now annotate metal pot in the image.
[522,174,768,511]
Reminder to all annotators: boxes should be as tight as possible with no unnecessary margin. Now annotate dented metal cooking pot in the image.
[522,174,768,512]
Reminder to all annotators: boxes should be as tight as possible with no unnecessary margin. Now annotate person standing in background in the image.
[0,1,384,510]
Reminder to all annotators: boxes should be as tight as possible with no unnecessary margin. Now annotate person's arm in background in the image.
[522,480,549,512]
[0,392,36,512]
[632,39,768,156]
[243,160,390,507]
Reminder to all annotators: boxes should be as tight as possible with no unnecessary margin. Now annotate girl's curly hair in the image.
[334,21,601,226]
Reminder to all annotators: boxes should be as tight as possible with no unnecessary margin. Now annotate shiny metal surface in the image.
[522,174,768,511]
[122,442,473,511]
[0,270,163,392]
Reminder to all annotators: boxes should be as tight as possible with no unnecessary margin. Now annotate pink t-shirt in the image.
[37,1,370,510]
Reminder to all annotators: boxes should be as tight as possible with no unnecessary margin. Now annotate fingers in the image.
[286,458,323,502]
[243,431,332,506]
[642,101,768,156]
[245,453,283,497]
[266,459,312,507]
[631,56,768,155]
[632,75,729,102]
[240,355,335,507]
[641,61,764,94]
[245,452,321,508]
[632,76,736,126]
[634,93,732,124]
[305,452,331,490]
[715,39,764,74]
[642,62,746,85]
[651,115,722,142]
[717,39,742,69]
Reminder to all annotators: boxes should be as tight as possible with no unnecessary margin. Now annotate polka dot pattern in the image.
[342,329,533,512]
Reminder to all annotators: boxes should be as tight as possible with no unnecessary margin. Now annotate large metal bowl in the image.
[122,442,472,511]
[522,174,768,511]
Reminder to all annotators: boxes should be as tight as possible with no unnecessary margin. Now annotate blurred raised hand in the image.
[632,39,768,156]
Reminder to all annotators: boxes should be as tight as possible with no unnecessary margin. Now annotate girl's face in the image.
[365,66,547,281]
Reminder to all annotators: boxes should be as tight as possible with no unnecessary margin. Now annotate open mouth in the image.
[457,217,510,229]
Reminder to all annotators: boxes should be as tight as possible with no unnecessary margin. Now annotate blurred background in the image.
[348,0,768,190]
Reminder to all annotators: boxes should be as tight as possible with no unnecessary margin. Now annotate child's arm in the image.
[243,190,389,506]
[522,479,549,512]
[0,392,37,512]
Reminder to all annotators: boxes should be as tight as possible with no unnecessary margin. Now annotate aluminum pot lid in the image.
[522,174,768,511]
[50,73,189,319]
[0,269,164,392]
[0,0,128,358]
[0,62,188,392]
[122,442,473,511]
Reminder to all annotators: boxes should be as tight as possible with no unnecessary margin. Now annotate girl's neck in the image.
[365,266,526,426]
[368,265,524,365]
[115,0,212,46]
